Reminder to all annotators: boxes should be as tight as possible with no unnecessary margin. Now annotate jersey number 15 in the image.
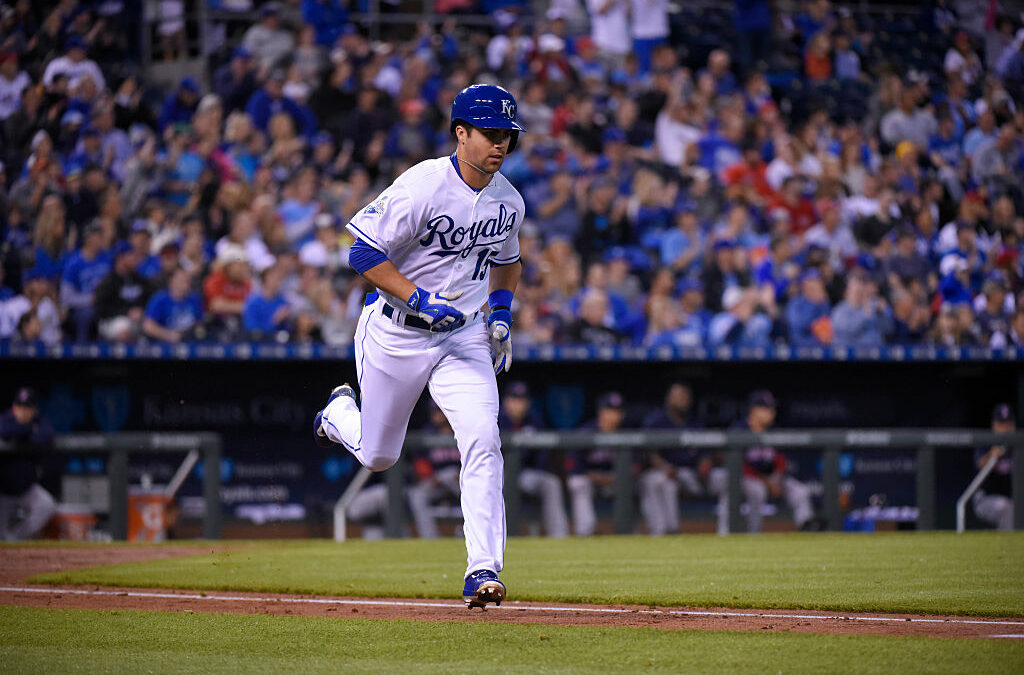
[471,249,494,281]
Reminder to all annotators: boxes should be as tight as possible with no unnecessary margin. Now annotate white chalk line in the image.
[2,586,1022,629]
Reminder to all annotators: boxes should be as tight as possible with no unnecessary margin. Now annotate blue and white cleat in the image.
[462,569,506,609]
[313,384,357,448]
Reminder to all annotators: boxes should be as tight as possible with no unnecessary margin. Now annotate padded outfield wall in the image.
[2,353,1021,533]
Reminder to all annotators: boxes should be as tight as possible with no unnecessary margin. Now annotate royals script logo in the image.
[419,204,517,258]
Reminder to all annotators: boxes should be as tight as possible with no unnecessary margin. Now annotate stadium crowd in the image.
[1,0,1024,351]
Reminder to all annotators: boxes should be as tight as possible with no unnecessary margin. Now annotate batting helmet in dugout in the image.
[450,84,526,152]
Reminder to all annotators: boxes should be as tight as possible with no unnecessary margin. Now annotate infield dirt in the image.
[1,545,1020,640]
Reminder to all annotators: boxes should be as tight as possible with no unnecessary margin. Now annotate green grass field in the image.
[2,606,1022,675]
[29,532,1024,616]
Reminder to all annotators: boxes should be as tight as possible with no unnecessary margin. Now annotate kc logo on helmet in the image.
[501,99,516,119]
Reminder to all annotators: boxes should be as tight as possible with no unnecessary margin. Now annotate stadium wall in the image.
[4,358,1019,533]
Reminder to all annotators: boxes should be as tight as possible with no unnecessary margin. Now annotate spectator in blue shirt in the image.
[243,263,291,337]
[831,271,890,348]
[301,0,349,47]
[786,269,832,348]
[245,70,317,139]
[60,221,111,340]
[660,208,705,276]
[384,99,435,163]
[755,235,798,305]
[143,267,203,343]
[707,286,773,349]
[158,77,200,133]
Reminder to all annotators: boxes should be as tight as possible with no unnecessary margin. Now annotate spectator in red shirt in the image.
[202,243,253,341]
[722,139,775,207]
[768,176,818,235]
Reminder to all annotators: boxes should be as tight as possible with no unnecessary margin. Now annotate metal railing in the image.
[0,432,223,540]
[369,428,1024,537]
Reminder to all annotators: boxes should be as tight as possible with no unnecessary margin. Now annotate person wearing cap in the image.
[708,390,816,533]
[707,285,772,350]
[245,67,316,138]
[60,220,113,340]
[213,47,258,114]
[93,240,151,342]
[241,2,296,71]
[566,391,631,536]
[638,383,709,535]
[157,77,200,133]
[68,124,103,168]
[701,238,752,314]
[1,269,61,345]
[884,226,929,286]
[976,275,1011,347]
[0,387,57,541]
[498,382,570,538]
[203,243,253,340]
[785,269,832,348]
[143,267,203,343]
[971,404,1016,530]
[42,36,105,91]
[407,403,462,539]
[0,51,31,122]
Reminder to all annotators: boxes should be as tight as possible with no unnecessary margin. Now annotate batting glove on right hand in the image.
[488,307,512,374]
[407,287,465,332]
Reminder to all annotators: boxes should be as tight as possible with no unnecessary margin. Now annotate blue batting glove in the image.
[407,287,465,332]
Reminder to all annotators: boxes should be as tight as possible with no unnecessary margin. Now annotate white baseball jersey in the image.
[346,156,525,309]
[324,155,524,578]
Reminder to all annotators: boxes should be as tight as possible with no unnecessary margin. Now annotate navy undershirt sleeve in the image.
[350,238,390,274]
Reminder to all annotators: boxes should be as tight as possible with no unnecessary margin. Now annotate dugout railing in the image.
[0,432,223,540]
[375,429,1024,538]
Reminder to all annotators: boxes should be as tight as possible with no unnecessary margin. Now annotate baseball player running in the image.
[314,84,525,609]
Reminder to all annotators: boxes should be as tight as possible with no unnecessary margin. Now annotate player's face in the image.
[462,125,512,172]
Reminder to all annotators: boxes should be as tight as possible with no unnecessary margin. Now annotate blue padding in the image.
[350,238,389,274]
[488,289,513,309]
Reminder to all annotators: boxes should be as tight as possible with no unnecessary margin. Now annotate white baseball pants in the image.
[0,484,57,541]
[638,467,704,536]
[321,299,505,577]
[708,468,813,533]
[972,492,1013,531]
[519,468,569,538]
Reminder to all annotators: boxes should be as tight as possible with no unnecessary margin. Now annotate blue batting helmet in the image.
[450,84,525,152]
